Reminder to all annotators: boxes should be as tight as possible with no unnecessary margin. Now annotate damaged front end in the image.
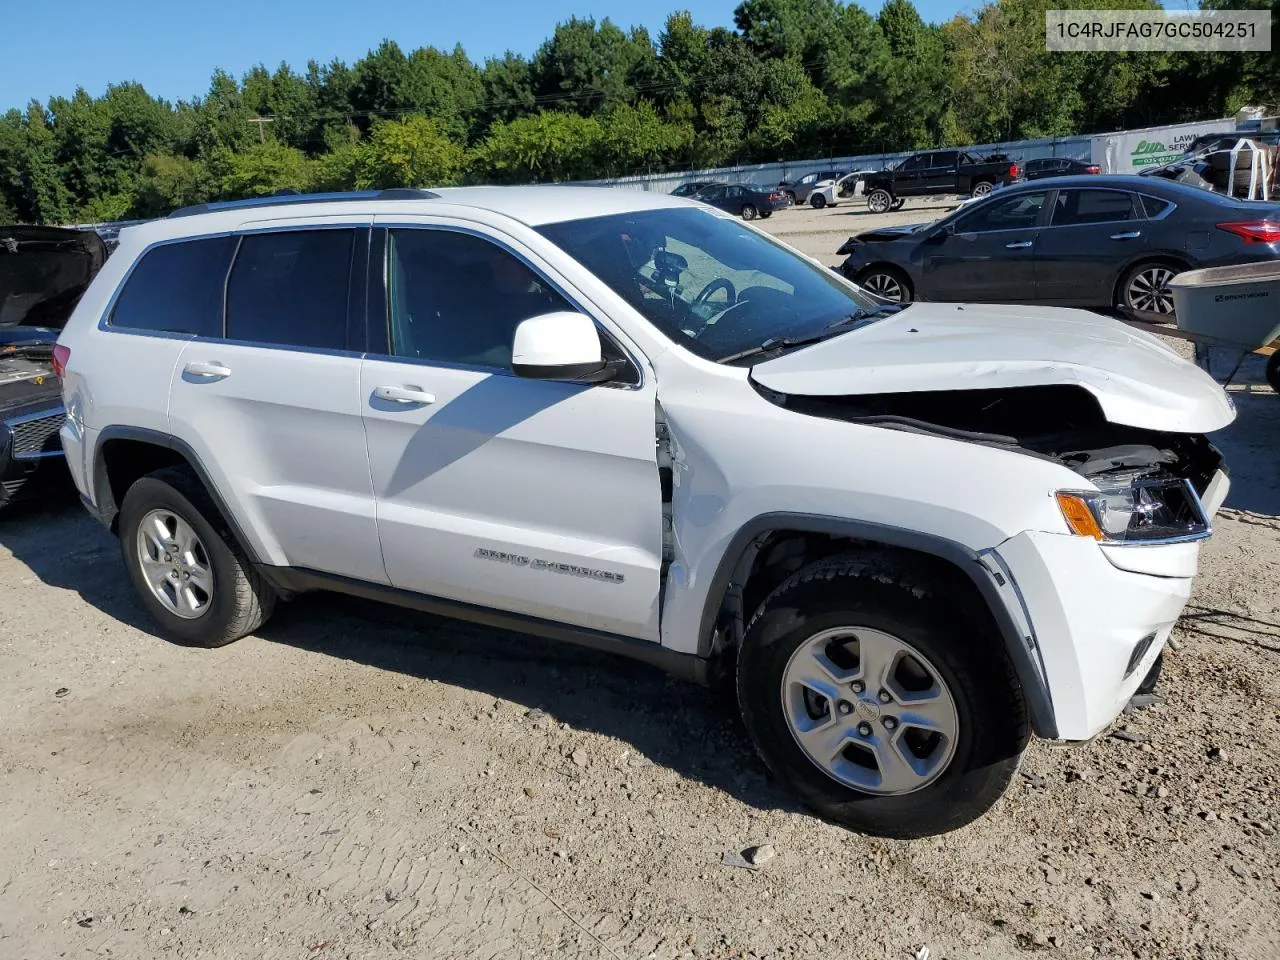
[752,381,1225,542]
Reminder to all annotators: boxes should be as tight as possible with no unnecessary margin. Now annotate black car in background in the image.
[861,150,1022,212]
[692,182,785,220]
[671,180,722,198]
[1024,157,1101,180]
[836,175,1280,316]
[1,224,109,509]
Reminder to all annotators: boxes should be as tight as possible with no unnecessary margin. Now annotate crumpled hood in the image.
[751,302,1236,434]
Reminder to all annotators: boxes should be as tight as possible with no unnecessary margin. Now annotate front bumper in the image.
[0,405,69,507]
[995,514,1214,741]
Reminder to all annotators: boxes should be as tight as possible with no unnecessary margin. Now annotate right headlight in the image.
[1055,474,1211,544]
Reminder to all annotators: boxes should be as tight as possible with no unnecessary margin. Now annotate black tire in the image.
[867,189,892,214]
[760,209,772,219]
[741,204,758,221]
[736,552,1029,838]
[119,466,276,647]
[1266,351,1280,394]
[784,190,797,205]
[855,265,912,304]
[810,194,827,209]
[971,180,994,199]
[891,198,906,211]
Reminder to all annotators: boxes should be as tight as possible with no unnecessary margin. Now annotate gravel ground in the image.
[2,199,1277,960]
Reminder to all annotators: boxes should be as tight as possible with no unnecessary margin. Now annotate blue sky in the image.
[2,0,973,111]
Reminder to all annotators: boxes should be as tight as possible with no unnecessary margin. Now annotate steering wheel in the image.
[692,277,736,311]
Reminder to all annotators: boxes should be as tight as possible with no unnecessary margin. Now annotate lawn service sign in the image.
[1091,119,1235,174]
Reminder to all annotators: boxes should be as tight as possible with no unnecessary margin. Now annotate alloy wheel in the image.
[861,271,905,303]
[136,508,214,619]
[780,626,959,795]
[971,181,994,198]
[1126,265,1178,314]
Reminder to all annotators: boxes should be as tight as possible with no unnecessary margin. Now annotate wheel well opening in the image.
[97,438,187,531]
[712,531,1003,662]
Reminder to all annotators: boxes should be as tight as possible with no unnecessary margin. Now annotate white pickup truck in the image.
[54,186,1233,837]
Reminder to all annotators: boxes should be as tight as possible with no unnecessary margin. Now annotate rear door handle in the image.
[183,361,231,379]
[1110,231,1142,240]
[1005,241,1033,249]
[373,385,436,405]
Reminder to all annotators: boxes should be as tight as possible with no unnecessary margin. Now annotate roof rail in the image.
[167,188,440,219]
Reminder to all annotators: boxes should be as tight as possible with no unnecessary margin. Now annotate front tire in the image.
[867,189,892,214]
[856,266,912,304]
[741,204,758,221]
[119,466,276,647]
[736,553,1029,838]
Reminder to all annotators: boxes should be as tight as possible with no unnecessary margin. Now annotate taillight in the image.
[1086,165,1101,174]
[51,343,70,378]
[1216,221,1280,244]
[1009,163,1018,178]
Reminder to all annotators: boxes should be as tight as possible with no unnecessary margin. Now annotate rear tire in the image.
[741,204,758,221]
[971,180,994,199]
[1119,260,1182,317]
[810,194,827,209]
[119,466,276,648]
[867,189,892,214]
[736,552,1029,838]
[891,198,906,211]
[1265,351,1280,394]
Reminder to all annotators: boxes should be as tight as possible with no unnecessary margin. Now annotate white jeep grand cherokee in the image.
[54,186,1233,837]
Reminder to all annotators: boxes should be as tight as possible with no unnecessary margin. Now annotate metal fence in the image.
[571,136,1094,194]
[570,116,1262,193]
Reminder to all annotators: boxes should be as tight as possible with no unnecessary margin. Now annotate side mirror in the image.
[511,311,614,383]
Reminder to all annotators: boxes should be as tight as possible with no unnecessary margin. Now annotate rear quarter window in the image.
[108,236,236,337]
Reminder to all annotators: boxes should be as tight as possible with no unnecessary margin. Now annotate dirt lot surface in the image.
[2,199,1278,960]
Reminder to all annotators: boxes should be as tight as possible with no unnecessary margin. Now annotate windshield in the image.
[536,207,878,363]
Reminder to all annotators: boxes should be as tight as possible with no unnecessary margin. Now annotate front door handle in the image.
[183,361,231,379]
[373,385,436,405]
[1005,240,1033,249]
[1110,230,1142,240]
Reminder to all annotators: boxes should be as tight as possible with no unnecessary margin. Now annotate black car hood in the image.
[1,224,108,331]
[837,222,931,254]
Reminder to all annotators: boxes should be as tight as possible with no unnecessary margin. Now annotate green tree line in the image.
[1,0,1275,223]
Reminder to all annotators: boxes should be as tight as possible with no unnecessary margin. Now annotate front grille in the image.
[7,410,66,458]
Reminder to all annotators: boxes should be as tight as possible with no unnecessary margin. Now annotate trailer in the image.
[1123,261,1280,393]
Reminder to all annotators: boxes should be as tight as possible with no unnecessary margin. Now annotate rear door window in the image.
[225,229,357,350]
[1051,190,1139,226]
[931,151,959,168]
[109,236,236,337]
